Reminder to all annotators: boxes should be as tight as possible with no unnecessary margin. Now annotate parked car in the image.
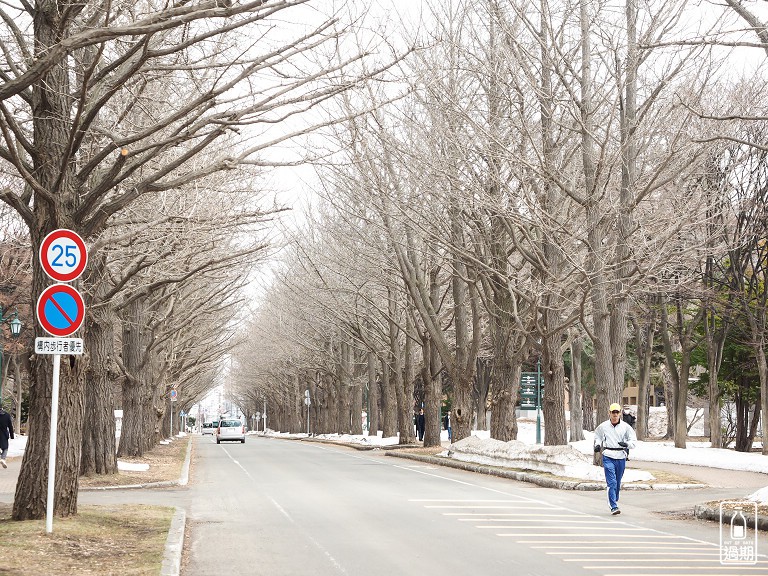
[202,422,216,435]
[216,419,245,444]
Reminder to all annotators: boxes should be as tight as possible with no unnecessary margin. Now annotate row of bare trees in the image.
[0,0,403,521]
[228,0,768,460]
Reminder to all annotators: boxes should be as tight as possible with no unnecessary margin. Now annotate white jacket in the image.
[594,419,637,460]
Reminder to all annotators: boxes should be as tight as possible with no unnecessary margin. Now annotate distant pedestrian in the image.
[622,406,636,428]
[594,403,636,515]
[0,406,14,469]
[416,409,425,441]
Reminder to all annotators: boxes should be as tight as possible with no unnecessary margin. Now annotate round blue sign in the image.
[36,284,85,337]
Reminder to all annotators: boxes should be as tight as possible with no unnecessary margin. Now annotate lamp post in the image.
[0,306,22,406]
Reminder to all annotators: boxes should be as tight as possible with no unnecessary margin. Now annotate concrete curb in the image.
[159,437,191,576]
[160,507,186,576]
[77,437,193,575]
[179,435,192,486]
[300,437,377,450]
[386,451,708,491]
[694,504,768,530]
[81,435,193,491]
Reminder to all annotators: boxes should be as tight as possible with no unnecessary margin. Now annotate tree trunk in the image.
[148,370,164,447]
[422,267,443,448]
[118,297,152,457]
[490,356,519,442]
[338,343,352,434]
[661,364,675,440]
[474,358,491,431]
[704,308,726,448]
[318,372,333,435]
[660,295,703,448]
[582,393,594,431]
[333,366,345,434]
[542,331,567,445]
[380,356,397,438]
[632,309,655,440]
[579,0,619,418]
[387,287,410,444]
[610,0,638,408]
[448,254,477,443]
[13,4,87,521]
[755,339,768,455]
[13,319,86,520]
[13,353,30,436]
[367,352,379,435]
[482,2,519,443]
[538,0,568,446]
[569,332,585,442]
[347,343,363,435]
[80,270,118,475]
[400,304,416,443]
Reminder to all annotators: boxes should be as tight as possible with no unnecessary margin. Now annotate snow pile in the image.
[748,487,768,503]
[447,435,653,483]
[646,406,706,437]
[313,433,400,447]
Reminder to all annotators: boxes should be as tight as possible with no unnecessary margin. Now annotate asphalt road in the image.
[167,436,768,576]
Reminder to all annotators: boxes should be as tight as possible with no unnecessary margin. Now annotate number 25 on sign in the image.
[39,229,88,282]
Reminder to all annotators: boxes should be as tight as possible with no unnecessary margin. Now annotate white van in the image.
[202,421,218,435]
[216,419,245,444]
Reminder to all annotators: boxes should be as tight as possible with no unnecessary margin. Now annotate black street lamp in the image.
[0,305,22,405]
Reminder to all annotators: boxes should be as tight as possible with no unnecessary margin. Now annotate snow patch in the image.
[447,436,654,483]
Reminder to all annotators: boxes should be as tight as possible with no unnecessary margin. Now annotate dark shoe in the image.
[611,507,620,515]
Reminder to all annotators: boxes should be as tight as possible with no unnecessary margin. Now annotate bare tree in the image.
[2,0,403,520]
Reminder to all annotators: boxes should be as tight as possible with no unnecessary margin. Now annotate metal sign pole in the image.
[46,353,61,534]
[38,229,88,535]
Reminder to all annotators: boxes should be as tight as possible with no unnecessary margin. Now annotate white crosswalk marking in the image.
[410,498,768,575]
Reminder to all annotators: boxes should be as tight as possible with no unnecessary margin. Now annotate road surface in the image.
[175,435,768,576]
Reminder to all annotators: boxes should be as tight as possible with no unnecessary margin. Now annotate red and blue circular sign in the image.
[39,229,88,282]
[36,284,85,337]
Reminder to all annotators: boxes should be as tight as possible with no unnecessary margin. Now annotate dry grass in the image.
[709,500,768,516]
[79,435,189,488]
[392,445,446,456]
[639,468,703,484]
[0,436,189,575]
[0,503,173,575]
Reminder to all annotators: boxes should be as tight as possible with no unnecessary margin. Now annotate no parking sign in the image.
[36,284,85,337]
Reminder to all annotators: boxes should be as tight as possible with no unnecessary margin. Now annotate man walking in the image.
[0,405,14,468]
[594,403,636,515]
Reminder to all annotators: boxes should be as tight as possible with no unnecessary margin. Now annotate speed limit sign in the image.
[39,229,88,282]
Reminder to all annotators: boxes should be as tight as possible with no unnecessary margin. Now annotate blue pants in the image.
[603,456,626,510]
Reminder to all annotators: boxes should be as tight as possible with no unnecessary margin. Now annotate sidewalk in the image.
[0,436,190,576]
[0,454,20,498]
